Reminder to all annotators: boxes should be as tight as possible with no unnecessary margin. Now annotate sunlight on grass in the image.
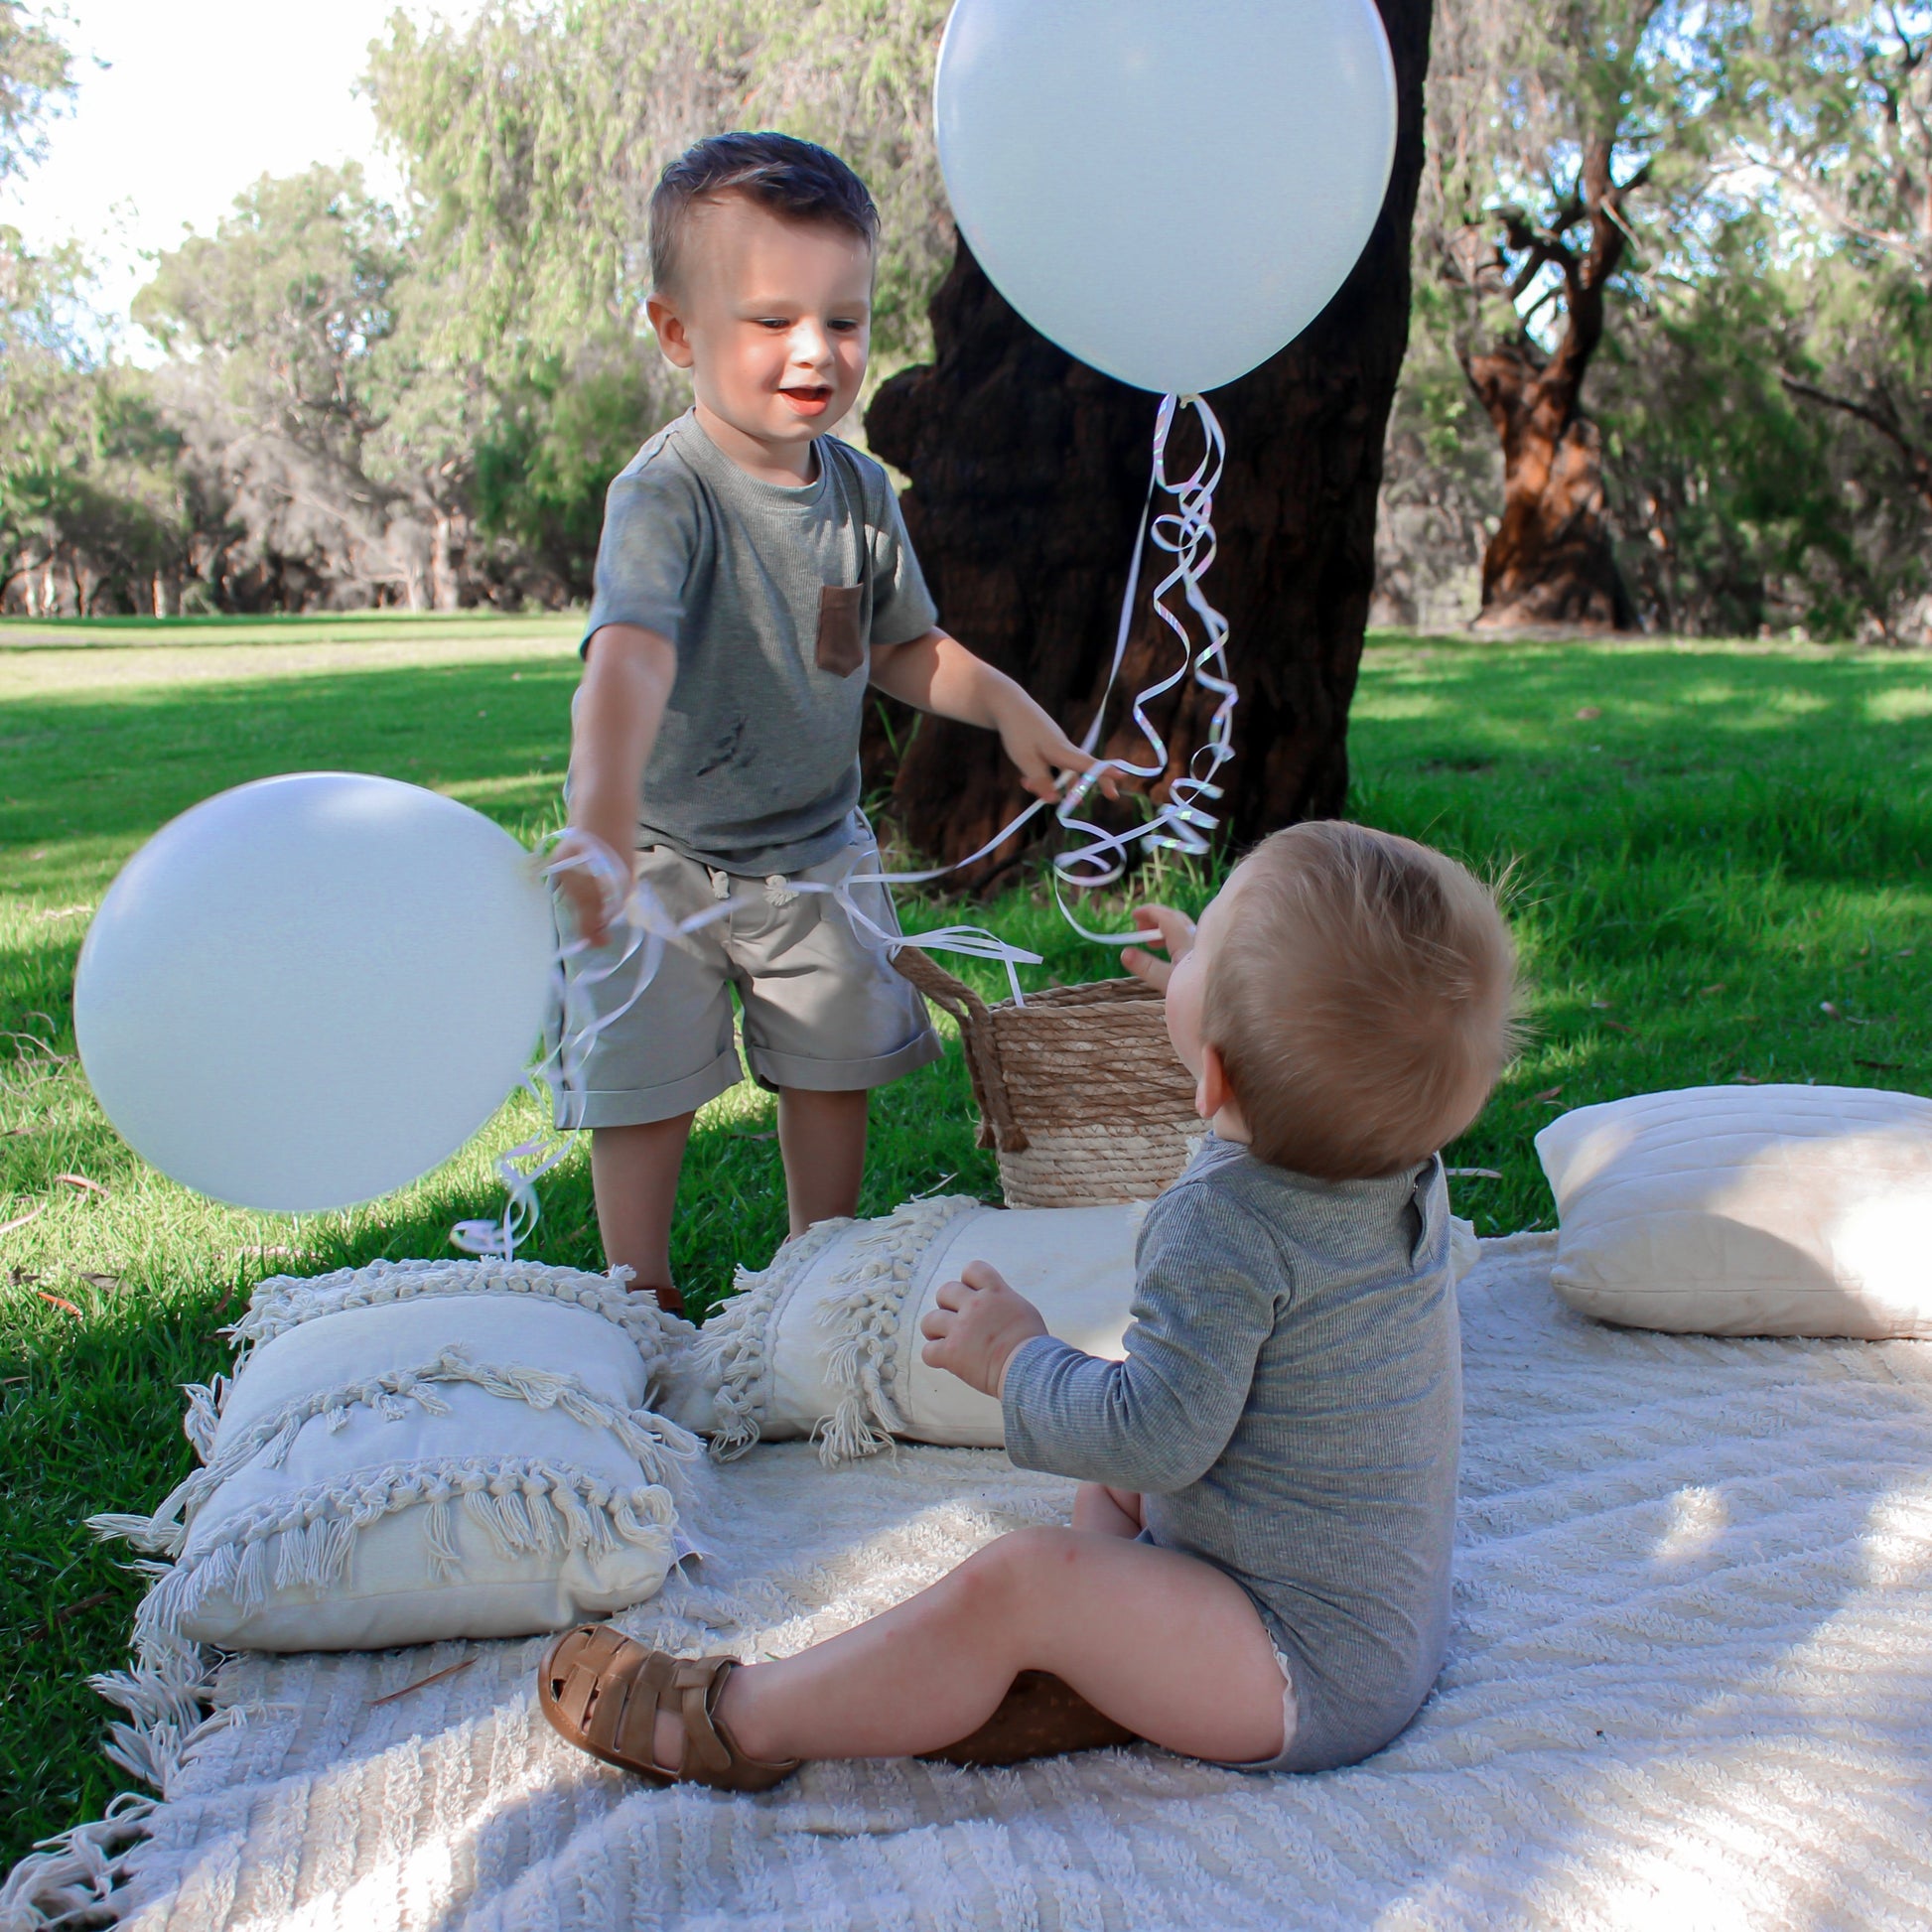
[1866,686,1932,723]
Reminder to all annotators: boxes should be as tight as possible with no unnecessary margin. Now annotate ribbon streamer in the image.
[453,393,1233,1259]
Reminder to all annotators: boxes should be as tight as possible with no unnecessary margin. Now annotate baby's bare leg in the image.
[1072,1483,1144,1537]
[776,1087,869,1235]
[590,1115,695,1313]
[688,1526,1287,1769]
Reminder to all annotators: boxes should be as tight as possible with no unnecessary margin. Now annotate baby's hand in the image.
[919,1260,1048,1398]
[1120,903,1196,994]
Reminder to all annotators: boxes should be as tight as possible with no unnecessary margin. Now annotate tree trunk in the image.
[431,508,464,611]
[1466,343,1637,630]
[1466,138,1640,632]
[866,0,1433,879]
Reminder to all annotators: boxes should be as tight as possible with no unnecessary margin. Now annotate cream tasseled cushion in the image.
[1536,1084,1932,1338]
[93,1258,697,1653]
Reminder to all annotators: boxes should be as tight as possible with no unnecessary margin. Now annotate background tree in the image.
[1,235,191,615]
[0,4,188,616]
[867,0,1435,869]
[1418,0,1729,629]
[12,0,1927,642]
[363,0,952,596]
[1725,1,1932,639]
[134,167,436,611]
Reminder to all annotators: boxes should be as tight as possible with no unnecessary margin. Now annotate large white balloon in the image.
[934,0,1399,396]
[75,773,555,1214]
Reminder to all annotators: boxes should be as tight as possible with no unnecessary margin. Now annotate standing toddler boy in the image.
[554,132,1105,1311]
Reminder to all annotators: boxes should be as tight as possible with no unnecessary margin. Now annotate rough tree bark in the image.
[865,0,1434,878]
[1464,135,1640,631]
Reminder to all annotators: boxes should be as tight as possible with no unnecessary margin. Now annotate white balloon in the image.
[934,0,1399,396]
[75,773,555,1214]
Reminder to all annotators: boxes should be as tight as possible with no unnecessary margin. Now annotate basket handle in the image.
[891,944,1030,1154]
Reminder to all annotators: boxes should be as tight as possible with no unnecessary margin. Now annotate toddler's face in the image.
[649,196,873,460]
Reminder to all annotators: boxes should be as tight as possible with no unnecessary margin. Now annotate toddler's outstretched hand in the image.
[550,827,633,949]
[992,697,1120,807]
[919,1260,1048,1399]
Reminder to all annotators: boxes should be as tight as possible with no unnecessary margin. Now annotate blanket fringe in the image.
[810,1196,981,1469]
[0,1793,159,1932]
[0,1637,224,1931]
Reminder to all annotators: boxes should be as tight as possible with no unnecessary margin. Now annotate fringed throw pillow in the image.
[659,1196,1144,1465]
[94,1257,698,1652]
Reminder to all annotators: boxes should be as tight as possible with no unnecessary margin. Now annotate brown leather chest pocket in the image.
[815,583,865,678]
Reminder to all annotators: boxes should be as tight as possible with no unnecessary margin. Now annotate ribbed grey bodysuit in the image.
[1001,1135,1461,1773]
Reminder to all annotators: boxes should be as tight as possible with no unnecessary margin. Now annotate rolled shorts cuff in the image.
[744,1024,943,1095]
[552,1042,743,1130]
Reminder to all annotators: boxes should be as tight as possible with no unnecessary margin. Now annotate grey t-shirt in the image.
[1002,1135,1461,1773]
[582,410,938,875]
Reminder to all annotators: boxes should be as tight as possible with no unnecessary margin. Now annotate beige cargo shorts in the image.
[548,815,941,1129]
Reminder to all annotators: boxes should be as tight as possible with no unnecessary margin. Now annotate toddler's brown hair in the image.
[648,131,879,297]
[1203,821,1518,1180]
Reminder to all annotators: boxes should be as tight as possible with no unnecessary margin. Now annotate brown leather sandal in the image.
[537,1624,800,1792]
[919,1671,1140,1767]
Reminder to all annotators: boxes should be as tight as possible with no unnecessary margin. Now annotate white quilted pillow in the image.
[661,1195,1481,1464]
[1536,1084,1932,1338]
[94,1258,697,1652]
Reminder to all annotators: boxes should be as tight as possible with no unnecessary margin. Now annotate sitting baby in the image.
[538,820,1519,1784]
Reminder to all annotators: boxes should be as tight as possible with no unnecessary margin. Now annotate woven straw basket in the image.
[893,948,1203,1208]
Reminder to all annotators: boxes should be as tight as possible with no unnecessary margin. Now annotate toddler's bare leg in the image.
[670,1526,1287,1770]
[590,1114,695,1313]
[1072,1483,1144,1537]
[776,1087,869,1235]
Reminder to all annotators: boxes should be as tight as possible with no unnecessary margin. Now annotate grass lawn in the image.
[2,614,1928,1868]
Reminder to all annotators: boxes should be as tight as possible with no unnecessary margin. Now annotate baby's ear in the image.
[1195,1042,1233,1123]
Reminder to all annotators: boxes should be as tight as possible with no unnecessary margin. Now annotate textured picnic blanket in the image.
[7,1232,1931,1930]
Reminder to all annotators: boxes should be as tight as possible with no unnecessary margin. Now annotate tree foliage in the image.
[0,7,187,616]
[2,232,190,615]
[352,0,950,596]
[365,0,949,380]
[1384,0,1932,639]
[0,0,72,184]
[6,0,1931,639]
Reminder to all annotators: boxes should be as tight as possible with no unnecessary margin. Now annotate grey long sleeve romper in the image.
[1001,1135,1461,1773]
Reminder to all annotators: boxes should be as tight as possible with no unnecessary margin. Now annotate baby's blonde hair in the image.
[1202,821,1518,1180]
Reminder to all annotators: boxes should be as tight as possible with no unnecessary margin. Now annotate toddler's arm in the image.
[869,629,1117,804]
[560,623,678,944]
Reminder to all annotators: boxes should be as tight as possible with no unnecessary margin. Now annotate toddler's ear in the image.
[646,294,695,369]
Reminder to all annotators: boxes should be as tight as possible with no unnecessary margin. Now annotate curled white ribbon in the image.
[453,393,1233,1259]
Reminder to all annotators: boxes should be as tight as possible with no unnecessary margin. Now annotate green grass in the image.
[2,615,1929,1869]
